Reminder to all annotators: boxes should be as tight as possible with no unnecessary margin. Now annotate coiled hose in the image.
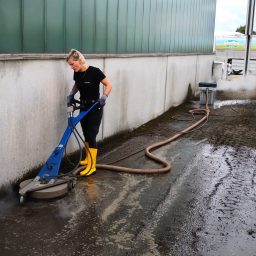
[74,90,209,175]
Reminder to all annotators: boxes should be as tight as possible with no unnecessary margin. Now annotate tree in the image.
[236,25,256,34]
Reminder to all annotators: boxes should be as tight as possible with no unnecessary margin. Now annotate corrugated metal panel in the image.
[142,0,150,53]
[134,0,144,52]
[82,0,95,53]
[148,0,157,52]
[46,0,65,52]
[126,0,136,53]
[0,0,217,54]
[117,0,128,53]
[106,0,118,53]
[66,0,82,51]
[0,0,22,52]
[23,0,45,52]
[95,0,107,53]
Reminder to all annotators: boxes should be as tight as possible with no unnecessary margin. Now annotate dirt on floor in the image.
[1,87,256,256]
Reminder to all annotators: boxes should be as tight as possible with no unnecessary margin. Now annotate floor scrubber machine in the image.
[19,99,98,204]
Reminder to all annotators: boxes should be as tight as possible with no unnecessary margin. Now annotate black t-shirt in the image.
[74,66,106,100]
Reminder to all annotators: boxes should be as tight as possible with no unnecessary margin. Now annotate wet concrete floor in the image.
[1,99,256,256]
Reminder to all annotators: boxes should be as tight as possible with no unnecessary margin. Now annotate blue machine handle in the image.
[37,102,99,180]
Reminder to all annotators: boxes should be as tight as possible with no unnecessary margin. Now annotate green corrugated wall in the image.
[0,0,216,54]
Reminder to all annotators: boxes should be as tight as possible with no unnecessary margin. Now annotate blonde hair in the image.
[66,49,86,64]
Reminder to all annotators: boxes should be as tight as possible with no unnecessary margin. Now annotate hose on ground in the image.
[73,90,210,175]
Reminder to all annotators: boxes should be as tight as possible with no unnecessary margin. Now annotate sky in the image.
[215,0,248,35]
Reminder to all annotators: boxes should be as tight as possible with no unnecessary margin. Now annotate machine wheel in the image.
[19,195,26,205]
[68,180,75,190]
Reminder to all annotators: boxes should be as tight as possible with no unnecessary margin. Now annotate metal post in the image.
[244,0,256,76]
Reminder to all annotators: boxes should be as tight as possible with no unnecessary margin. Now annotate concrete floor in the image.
[1,81,256,256]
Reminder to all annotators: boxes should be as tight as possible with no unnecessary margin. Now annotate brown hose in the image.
[74,90,209,175]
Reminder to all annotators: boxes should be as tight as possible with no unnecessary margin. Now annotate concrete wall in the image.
[0,54,214,187]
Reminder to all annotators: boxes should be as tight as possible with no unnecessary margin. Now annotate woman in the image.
[66,49,112,176]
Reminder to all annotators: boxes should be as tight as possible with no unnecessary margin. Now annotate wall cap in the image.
[0,52,215,61]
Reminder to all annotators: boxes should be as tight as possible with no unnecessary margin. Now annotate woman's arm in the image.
[69,83,78,95]
[101,78,112,96]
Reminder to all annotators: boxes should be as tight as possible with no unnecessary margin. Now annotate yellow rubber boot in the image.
[80,144,89,166]
[80,148,98,176]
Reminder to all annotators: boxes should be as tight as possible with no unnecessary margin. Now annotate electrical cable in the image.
[64,116,83,167]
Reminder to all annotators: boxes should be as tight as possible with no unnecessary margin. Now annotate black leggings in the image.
[80,105,103,148]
